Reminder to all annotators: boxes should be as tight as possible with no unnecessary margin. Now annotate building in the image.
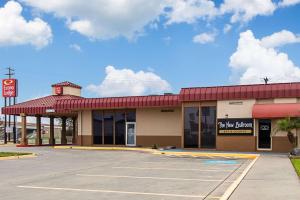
[2,81,300,152]
[0,121,62,144]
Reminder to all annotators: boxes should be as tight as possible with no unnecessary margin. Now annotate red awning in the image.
[252,103,300,118]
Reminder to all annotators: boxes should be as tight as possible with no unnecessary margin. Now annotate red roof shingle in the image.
[51,81,82,89]
[1,95,82,115]
[54,95,180,111]
[180,82,300,101]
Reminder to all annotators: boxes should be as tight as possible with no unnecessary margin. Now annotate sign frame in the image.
[217,118,254,136]
[2,79,18,97]
[55,86,63,95]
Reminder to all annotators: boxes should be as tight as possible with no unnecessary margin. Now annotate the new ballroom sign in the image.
[217,118,254,135]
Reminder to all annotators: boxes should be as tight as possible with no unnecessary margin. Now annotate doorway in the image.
[126,122,136,146]
[258,119,272,149]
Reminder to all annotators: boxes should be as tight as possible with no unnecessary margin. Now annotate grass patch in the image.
[0,152,31,157]
[291,158,300,177]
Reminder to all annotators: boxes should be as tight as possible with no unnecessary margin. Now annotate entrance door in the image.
[258,119,271,149]
[126,122,136,146]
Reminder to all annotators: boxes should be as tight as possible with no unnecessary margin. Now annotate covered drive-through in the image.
[1,82,82,146]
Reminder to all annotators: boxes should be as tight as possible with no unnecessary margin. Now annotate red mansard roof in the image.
[52,81,82,89]
[55,95,180,112]
[1,95,82,115]
[3,82,300,115]
[180,82,300,101]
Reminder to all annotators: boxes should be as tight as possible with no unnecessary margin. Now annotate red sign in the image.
[55,86,63,95]
[2,79,17,97]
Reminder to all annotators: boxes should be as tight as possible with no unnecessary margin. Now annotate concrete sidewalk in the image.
[230,154,300,200]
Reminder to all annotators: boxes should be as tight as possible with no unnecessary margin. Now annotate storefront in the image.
[2,81,300,152]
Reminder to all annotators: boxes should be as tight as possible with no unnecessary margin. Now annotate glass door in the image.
[126,122,136,146]
[258,119,271,149]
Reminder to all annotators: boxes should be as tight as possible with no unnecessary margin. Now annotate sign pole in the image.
[13,97,16,144]
[2,67,17,144]
[8,97,11,142]
[4,97,7,144]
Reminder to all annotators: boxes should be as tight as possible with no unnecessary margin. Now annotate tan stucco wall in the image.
[274,98,297,103]
[52,86,81,96]
[78,110,92,136]
[136,107,181,136]
[217,99,256,118]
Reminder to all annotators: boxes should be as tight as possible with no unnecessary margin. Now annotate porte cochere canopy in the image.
[1,95,82,116]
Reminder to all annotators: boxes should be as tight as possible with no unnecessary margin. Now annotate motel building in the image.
[2,81,300,152]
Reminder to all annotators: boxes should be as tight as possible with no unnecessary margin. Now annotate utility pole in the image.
[4,67,16,143]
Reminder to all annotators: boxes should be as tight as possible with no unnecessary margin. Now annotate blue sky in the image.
[0,0,300,101]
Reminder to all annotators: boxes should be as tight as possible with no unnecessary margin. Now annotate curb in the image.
[220,156,259,200]
[54,146,156,153]
[54,146,259,159]
[153,151,259,159]
[0,153,36,161]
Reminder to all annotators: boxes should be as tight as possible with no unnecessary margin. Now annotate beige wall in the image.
[78,110,92,136]
[274,98,297,103]
[136,107,181,136]
[217,99,256,118]
[52,86,81,96]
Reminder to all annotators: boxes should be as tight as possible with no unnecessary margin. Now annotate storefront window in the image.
[184,107,199,148]
[126,111,136,122]
[92,110,136,145]
[92,111,103,144]
[104,112,114,144]
[201,106,216,148]
[115,112,126,145]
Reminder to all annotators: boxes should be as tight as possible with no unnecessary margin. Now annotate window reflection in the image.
[115,112,126,145]
[184,107,199,148]
[92,111,102,144]
[201,107,216,148]
[104,112,114,144]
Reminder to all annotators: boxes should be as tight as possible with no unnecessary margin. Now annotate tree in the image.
[276,118,300,148]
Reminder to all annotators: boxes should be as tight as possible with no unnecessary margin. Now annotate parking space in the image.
[0,146,252,200]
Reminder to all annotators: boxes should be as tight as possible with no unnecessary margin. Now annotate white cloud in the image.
[164,0,218,25]
[229,30,300,84]
[69,43,82,52]
[278,0,300,7]
[193,32,216,44]
[260,30,300,48]
[22,0,164,40]
[223,24,232,33]
[19,0,300,42]
[220,0,276,23]
[86,66,172,97]
[0,1,52,48]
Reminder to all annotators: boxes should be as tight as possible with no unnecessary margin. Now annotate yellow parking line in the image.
[0,154,36,161]
[54,145,259,159]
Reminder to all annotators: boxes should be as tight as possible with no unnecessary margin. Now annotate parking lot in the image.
[0,147,252,200]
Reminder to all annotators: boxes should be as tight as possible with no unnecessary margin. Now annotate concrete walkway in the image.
[230,154,300,200]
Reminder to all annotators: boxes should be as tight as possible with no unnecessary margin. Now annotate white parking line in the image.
[112,166,232,172]
[76,174,224,182]
[18,185,210,198]
[143,161,240,166]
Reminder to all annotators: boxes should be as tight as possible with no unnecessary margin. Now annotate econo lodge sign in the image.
[2,79,18,97]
